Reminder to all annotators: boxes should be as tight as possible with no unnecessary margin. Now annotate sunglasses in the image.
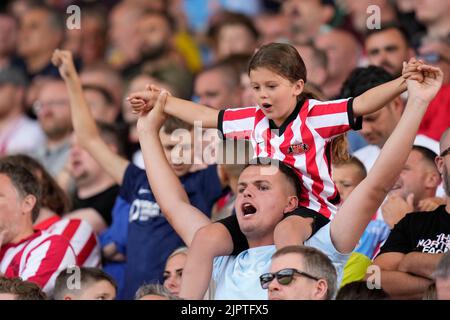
[259,268,320,289]
[441,146,450,158]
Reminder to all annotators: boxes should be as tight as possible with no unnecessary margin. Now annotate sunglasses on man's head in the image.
[259,268,320,289]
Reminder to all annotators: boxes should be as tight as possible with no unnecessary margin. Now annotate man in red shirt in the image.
[0,162,76,296]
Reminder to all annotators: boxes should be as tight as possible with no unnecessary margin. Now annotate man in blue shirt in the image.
[54,50,224,299]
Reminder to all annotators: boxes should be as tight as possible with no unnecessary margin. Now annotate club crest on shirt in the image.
[288,143,309,155]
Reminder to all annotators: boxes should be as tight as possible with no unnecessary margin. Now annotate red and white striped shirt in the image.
[35,217,101,268]
[218,98,361,218]
[0,231,76,295]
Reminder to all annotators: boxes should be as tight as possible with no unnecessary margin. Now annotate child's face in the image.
[332,164,365,203]
[159,128,193,177]
[249,67,303,126]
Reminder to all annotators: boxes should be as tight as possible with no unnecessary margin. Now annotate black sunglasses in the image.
[259,268,320,289]
[441,146,450,158]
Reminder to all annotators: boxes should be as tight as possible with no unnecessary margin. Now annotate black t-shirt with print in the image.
[379,205,450,255]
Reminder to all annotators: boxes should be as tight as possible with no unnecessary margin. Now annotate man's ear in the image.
[313,279,329,300]
[21,194,37,216]
[284,196,298,213]
[435,156,444,175]
[424,170,442,189]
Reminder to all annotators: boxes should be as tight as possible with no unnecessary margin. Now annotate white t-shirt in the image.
[212,222,350,300]
[0,116,45,155]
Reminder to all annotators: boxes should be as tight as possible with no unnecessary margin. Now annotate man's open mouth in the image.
[242,203,257,216]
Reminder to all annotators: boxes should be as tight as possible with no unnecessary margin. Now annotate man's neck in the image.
[46,134,71,150]
[25,51,52,74]
[77,175,116,199]
[33,208,57,226]
[246,234,274,249]
[10,226,35,245]
[445,198,450,215]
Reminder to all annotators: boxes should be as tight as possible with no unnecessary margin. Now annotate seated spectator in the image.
[64,124,125,232]
[281,0,335,44]
[254,11,288,45]
[372,127,450,299]
[163,247,187,297]
[315,29,361,98]
[342,66,404,171]
[0,276,47,300]
[364,23,415,77]
[80,64,124,112]
[207,11,259,61]
[0,13,19,70]
[336,281,389,300]
[2,154,101,268]
[382,145,443,229]
[33,79,73,179]
[0,66,45,156]
[135,283,180,300]
[261,246,337,300]
[293,43,328,90]
[16,5,65,81]
[434,251,450,300]
[82,84,119,124]
[0,162,76,295]
[53,267,116,300]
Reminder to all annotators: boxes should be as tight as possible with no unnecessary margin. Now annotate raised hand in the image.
[381,194,414,229]
[127,84,164,115]
[136,89,169,133]
[51,49,77,81]
[406,63,443,104]
[402,57,425,83]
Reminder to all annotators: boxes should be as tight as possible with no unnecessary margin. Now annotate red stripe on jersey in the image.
[324,141,340,205]
[263,127,274,158]
[61,219,81,241]
[34,216,60,231]
[315,125,350,139]
[280,119,296,172]
[223,107,257,121]
[254,110,267,155]
[307,100,348,117]
[76,233,97,266]
[25,236,70,289]
[299,103,330,217]
[225,130,253,140]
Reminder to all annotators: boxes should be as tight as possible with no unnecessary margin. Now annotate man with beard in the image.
[123,9,191,85]
[365,23,415,77]
[373,127,450,300]
[33,79,73,178]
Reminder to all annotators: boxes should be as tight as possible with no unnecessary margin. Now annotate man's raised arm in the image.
[52,49,128,184]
